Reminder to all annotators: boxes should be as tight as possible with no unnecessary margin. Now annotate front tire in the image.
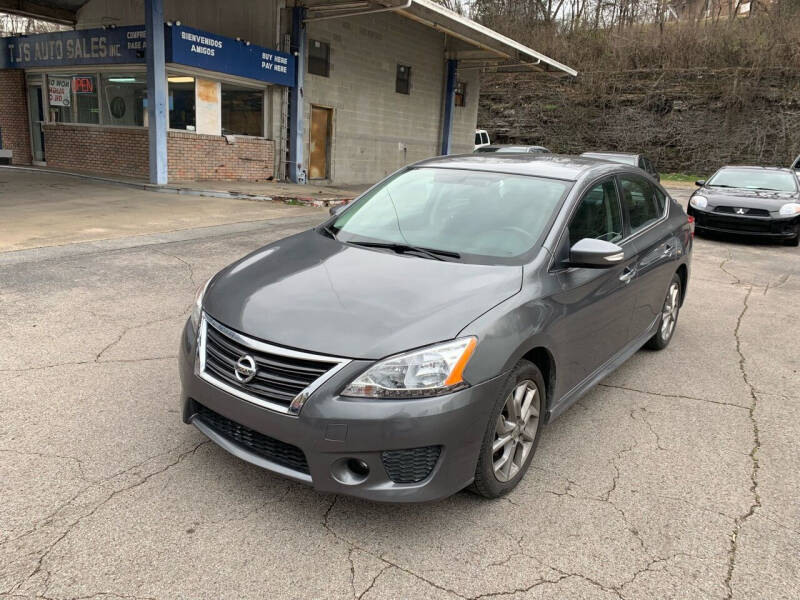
[644,273,682,350]
[471,360,545,498]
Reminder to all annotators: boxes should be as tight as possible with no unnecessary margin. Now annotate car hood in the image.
[203,230,523,359]
[700,187,799,210]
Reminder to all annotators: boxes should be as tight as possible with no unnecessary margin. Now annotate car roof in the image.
[581,151,640,159]
[413,153,624,181]
[483,144,545,149]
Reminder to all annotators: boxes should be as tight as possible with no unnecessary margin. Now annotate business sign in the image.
[48,77,71,106]
[0,26,147,69]
[165,25,295,87]
[0,24,294,88]
[72,76,95,93]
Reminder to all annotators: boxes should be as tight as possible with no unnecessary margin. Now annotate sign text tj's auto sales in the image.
[0,26,147,68]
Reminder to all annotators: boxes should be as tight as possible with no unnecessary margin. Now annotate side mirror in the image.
[329,204,347,217]
[695,180,706,187]
[569,238,625,268]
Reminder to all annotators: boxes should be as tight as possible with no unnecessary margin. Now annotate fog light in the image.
[331,457,370,485]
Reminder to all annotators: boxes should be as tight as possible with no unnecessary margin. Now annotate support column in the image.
[145,0,168,184]
[440,58,457,156]
[288,6,306,183]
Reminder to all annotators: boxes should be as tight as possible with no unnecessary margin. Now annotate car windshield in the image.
[330,167,570,262]
[707,168,798,192]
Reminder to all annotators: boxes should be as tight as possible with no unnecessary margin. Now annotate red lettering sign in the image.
[72,77,94,93]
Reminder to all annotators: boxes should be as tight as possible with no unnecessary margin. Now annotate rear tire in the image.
[471,360,545,499]
[644,273,682,350]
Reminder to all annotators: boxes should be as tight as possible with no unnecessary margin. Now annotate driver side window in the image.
[569,179,623,244]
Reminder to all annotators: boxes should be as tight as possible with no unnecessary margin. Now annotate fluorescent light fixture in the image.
[108,77,136,83]
[168,76,195,83]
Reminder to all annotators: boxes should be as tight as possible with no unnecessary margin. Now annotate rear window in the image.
[619,175,665,233]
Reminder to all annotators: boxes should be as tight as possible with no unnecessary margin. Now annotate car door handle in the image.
[619,267,636,284]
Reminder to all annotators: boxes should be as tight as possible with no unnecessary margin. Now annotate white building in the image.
[0,0,576,185]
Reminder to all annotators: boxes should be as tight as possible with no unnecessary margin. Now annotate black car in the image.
[688,166,800,246]
[580,152,660,182]
[475,145,551,154]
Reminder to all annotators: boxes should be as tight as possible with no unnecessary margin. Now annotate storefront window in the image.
[47,74,99,124]
[101,73,147,127]
[221,84,264,137]
[168,76,196,130]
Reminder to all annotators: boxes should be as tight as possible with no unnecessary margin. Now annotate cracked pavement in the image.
[1,182,799,599]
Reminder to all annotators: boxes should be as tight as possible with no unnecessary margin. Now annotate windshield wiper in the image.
[348,241,460,261]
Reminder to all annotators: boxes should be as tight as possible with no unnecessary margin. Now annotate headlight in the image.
[190,277,212,331]
[690,195,708,209]
[341,337,477,398]
[779,202,800,216]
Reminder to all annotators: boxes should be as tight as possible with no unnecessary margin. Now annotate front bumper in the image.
[688,206,799,238]
[178,320,505,502]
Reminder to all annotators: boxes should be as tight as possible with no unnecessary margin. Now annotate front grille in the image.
[714,206,771,217]
[202,318,337,411]
[695,213,773,233]
[382,446,441,484]
[194,403,310,474]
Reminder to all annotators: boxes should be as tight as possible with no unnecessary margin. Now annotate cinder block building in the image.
[0,0,575,185]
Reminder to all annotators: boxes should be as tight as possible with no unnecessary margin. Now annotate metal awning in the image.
[303,0,577,76]
[1,0,577,76]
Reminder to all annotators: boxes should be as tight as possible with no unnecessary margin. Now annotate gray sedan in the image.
[178,154,692,502]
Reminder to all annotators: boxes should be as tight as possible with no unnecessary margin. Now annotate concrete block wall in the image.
[43,124,149,177]
[0,70,32,165]
[303,13,448,184]
[451,66,481,154]
[168,131,274,181]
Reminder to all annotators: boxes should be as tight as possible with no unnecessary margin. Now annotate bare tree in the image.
[0,12,69,36]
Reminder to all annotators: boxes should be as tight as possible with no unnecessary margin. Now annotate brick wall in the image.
[41,125,274,182]
[43,124,149,177]
[0,70,32,164]
[168,131,275,181]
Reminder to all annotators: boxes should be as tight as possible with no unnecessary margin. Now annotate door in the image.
[27,85,46,164]
[618,174,676,338]
[309,106,331,179]
[549,177,638,392]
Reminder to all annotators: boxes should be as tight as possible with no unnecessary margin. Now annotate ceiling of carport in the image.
[0,0,91,24]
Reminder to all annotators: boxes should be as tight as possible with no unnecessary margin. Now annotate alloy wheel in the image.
[660,281,680,340]
[492,379,540,482]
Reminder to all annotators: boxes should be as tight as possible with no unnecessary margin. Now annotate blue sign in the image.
[0,26,147,69]
[0,24,295,88]
[165,25,295,88]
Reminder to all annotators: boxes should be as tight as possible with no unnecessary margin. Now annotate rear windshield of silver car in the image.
[707,168,798,192]
[330,167,571,263]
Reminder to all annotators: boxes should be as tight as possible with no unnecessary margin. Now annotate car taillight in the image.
[688,215,695,238]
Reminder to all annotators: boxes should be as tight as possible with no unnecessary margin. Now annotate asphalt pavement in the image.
[0,179,798,599]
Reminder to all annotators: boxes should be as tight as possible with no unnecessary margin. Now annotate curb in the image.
[0,164,354,208]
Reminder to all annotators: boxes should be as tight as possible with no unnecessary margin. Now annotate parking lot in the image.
[1,173,798,600]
